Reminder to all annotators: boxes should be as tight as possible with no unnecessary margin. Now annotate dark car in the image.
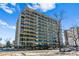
[0,48,3,51]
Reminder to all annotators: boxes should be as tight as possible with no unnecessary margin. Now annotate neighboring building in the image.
[0,43,4,48]
[15,7,62,50]
[64,27,79,47]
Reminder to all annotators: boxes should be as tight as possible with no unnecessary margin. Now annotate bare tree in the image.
[0,38,2,41]
[53,10,64,52]
[4,39,10,47]
[0,38,2,44]
[6,41,11,48]
[71,25,79,51]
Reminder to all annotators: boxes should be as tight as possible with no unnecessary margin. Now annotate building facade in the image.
[15,8,62,50]
[64,27,79,47]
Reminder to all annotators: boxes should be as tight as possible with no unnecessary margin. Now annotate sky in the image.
[0,3,79,44]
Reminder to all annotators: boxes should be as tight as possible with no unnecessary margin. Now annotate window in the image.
[21,42,25,45]
[20,38,25,41]
[21,16,25,19]
[20,34,24,37]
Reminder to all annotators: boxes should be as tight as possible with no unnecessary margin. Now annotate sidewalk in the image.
[0,50,79,56]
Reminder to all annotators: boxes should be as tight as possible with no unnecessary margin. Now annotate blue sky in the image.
[0,3,79,44]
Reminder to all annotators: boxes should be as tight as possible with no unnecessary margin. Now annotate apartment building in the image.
[15,7,62,50]
[64,27,79,47]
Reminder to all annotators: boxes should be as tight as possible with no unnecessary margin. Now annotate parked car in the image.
[61,48,71,52]
[0,48,3,51]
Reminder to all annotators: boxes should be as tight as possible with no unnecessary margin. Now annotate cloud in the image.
[7,25,16,29]
[27,3,56,12]
[0,19,8,26]
[0,5,13,14]
[10,3,16,6]
[0,20,16,30]
[0,3,16,14]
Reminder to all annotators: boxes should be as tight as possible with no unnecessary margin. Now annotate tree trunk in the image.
[58,21,61,52]
[74,40,78,51]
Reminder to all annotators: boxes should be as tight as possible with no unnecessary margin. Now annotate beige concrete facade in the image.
[15,8,61,50]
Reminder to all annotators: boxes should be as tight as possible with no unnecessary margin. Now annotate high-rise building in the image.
[15,7,62,50]
[64,27,79,47]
